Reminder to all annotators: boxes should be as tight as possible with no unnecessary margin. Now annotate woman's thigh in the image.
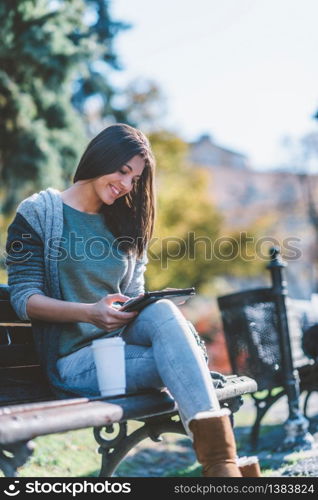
[56,343,164,396]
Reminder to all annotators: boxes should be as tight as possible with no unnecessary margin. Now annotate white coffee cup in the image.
[91,337,126,397]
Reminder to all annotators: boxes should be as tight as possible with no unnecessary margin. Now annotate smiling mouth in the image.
[110,184,121,197]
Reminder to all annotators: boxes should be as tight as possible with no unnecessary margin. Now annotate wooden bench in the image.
[0,284,257,477]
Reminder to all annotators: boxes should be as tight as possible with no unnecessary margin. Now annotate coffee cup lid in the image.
[92,337,125,347]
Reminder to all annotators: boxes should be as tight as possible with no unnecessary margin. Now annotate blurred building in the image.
[189,134,249,170]
[188,134,318,300]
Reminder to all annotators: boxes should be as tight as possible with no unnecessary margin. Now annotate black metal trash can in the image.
[218,288,283,392]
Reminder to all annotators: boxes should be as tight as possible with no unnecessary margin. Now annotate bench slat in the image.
[0,391,177,445]
[0,401,124,445]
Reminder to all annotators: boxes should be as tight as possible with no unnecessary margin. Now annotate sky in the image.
[109,0,318,171]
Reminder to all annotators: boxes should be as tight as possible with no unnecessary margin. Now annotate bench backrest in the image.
[0,284,54,405]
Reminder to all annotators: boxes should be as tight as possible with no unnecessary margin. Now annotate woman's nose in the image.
[121,177,133,191]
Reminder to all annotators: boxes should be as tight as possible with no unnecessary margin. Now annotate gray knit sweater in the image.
[5,188,148,397]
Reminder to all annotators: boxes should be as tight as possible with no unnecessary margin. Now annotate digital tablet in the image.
[119,287,196,312]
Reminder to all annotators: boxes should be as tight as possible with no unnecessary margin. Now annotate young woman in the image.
[6,123,247,477]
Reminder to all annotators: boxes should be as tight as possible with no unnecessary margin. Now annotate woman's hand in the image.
[89,293,138,332]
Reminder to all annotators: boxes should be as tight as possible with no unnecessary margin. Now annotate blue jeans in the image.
[56,299,220,428]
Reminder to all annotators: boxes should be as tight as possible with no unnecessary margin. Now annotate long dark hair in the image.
[73,123,156,258]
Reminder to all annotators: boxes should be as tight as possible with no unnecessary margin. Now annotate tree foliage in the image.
[0,0,128,214]
[71,0,130,123]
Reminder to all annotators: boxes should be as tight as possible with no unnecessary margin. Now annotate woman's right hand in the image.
[89,293,138,332]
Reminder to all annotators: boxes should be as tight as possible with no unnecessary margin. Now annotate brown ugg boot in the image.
[189,409,242,477]
[237,456,262,477]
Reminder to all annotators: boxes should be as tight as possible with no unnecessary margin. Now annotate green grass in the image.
[0,423,197,478]
[0,429,102,478]
[165,463,201,477]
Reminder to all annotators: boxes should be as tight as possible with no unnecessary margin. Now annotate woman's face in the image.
[92,155,145,206]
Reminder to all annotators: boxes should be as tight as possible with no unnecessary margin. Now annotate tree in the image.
[115,78,167,132]
[0,0,129,214]
[71,0,130,129]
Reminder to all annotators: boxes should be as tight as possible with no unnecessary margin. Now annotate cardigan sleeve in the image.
[5,212,46,321]
[124,249,149,298]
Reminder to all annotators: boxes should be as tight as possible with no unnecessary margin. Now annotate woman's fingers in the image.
[108,307,138,321]
[105,293,131,305]
[102,305,137,330]
[91,294,139,330]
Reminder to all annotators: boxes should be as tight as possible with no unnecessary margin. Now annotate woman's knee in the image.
[140,298,181,323]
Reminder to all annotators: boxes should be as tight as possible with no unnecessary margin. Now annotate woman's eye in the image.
[119,169,140,185]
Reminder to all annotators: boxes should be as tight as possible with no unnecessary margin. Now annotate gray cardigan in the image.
[5,188,148,397]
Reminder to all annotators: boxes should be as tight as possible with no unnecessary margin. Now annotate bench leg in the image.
[303,390,316,418]
[250,389,285,449]
[0,441,34,477]
[94,398,242,477]
[94,413,186,477]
